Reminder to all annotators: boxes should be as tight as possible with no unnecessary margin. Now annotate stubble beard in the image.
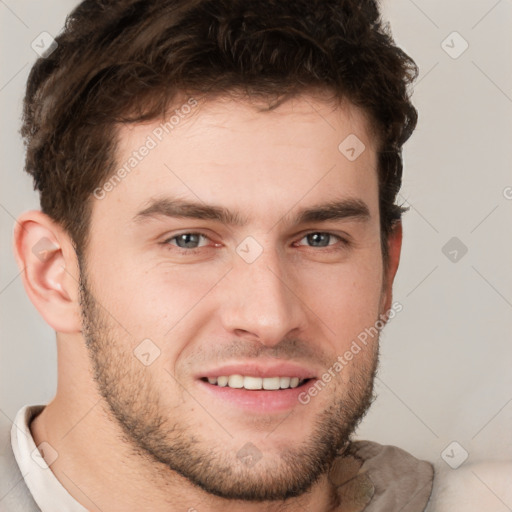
[78,260,380,502]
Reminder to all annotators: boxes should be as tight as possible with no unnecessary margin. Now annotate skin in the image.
[14,91,402,512]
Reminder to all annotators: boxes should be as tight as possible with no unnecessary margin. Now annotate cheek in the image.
[294,254,383,348]
[90,250,227,341]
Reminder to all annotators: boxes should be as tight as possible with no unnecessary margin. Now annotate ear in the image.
[13,210,82,333]
[380,220,403,315]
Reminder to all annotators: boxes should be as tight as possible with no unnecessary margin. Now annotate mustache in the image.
[186,337,333,368]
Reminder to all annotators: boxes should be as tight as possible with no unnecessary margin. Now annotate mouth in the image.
[200,375,312,390]
[196,364,318,413]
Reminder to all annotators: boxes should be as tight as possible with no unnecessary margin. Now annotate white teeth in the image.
[205,375,306,390]
[228,375,244,388]
[243,376,263,390]
[262,377,281,390]
[217,376,228,387]
[290,377,300,388]
[279,377,291,389]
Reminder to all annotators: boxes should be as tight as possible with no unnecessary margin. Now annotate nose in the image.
[219,242,308,347]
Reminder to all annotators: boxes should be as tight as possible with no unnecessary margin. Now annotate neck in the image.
[30,395,339,512]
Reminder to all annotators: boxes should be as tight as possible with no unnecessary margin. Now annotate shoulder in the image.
[0,408,41,512]
[425,460,512,512]
[0,411,22,498]
[330,439,435,512]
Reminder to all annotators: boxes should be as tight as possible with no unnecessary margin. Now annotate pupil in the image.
[308,233,329,247]
[178,233,199,248]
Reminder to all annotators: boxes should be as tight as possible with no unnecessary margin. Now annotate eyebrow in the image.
[133,196,371,227]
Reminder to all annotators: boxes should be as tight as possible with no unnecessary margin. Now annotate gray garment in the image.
[342,441,435,511]
[0,405,434,511]
[0,411,40,512]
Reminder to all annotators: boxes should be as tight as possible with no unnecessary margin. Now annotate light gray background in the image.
[1,0,511,474]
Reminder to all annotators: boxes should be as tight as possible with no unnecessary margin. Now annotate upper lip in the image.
[197,362,318,380]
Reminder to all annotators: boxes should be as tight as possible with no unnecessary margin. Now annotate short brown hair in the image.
[21,0,417,264]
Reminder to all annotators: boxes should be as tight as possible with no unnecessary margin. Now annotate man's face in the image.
[79,93,392,500]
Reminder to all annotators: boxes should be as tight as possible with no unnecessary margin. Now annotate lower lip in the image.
[197,379,317,413]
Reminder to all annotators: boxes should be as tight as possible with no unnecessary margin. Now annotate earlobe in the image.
[13,210,82,333]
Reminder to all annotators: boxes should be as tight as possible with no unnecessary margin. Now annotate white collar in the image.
[11,404,88,512]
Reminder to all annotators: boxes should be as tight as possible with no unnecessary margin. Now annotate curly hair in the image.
[21,0,417,264]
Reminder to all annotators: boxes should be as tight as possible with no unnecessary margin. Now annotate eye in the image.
[295,232,348,249]
[165,232,211,251]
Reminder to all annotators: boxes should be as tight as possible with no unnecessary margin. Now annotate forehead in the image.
[92,93,379,229]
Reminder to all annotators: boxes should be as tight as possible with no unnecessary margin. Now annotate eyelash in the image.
[162,231,350,255]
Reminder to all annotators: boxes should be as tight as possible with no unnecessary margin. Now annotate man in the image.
[1,0,435,510]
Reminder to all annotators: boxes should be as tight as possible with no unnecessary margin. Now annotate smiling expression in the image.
[77,92,396,500]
